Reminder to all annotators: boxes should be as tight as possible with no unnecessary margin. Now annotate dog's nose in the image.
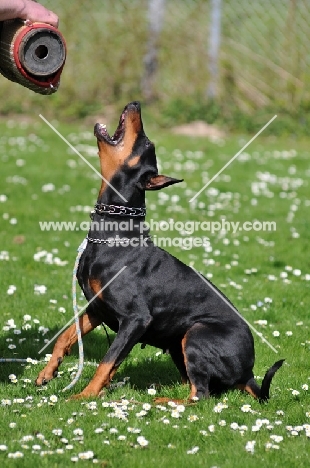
[127,101,141,112]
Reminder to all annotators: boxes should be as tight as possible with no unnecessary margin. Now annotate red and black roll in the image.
[0,19,66,95]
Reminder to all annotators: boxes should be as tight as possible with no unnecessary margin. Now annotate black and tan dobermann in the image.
[36,101,283,401]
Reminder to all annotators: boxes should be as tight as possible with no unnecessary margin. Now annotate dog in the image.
[35,101,283,401]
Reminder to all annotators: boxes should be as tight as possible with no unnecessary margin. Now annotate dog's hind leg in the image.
[181,323,213,400]
[169,340,189,384]
[154,326,212,405]
[35,309,102,386]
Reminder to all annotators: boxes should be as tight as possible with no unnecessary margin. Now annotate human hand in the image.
[20,0,59,27]
[0,1,59,28]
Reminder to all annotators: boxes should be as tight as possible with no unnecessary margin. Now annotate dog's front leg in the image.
[35,310,102,386]
[71,315,152,399]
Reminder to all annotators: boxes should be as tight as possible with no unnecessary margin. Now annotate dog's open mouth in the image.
[94,102,142,146]
[94,110,126,145]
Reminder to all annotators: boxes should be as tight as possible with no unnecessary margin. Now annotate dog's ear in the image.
[144,175,183,191]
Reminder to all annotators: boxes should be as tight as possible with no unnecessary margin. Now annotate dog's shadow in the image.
[0,326,180,389]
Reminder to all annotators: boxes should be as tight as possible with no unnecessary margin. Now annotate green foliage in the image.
[160,96,310,136]
[160,97,221,126]
[0,0,309,134]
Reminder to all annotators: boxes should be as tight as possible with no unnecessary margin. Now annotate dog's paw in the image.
[67,390,98,401]
[66,393,85,401]
[153,397,196,405]
[35,369,58,386]
[35,374,51,386]
[153,397,184,405]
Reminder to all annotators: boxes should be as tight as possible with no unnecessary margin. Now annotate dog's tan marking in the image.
[153,397,196,405]
[89,278,103,300]
[189,383,198,400]
[181,331,210,399]
[181,334,188,368]
[97,144,127,196]
[181,335,189,385]
[97,109,143,196]
[35,312,102,386]
[123,108,143,143]
[127,155,140,167]
[71,361,119,399]
[181,334,199,399]
[236,383,258,399]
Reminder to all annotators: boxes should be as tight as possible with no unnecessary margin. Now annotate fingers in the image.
[21,1,59,28]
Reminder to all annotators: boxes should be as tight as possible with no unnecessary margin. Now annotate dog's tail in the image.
[243,359,285,403]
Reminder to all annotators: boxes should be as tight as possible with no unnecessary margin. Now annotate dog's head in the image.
[94,101,182,205]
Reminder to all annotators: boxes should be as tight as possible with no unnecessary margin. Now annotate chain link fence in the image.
[0,0,309,126]
[221,0,309,111]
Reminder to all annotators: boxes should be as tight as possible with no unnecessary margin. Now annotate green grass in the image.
[0,116,309,467]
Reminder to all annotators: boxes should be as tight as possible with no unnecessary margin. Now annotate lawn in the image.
[0,114,309,467]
